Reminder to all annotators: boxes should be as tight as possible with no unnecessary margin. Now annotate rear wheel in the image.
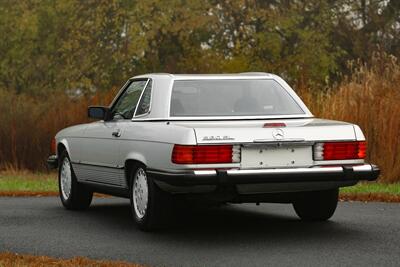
[58,151,93,210]
[293,188,338,221]
[130,164,172,231]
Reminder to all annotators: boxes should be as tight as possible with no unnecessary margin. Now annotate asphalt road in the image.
[1,197,399,267]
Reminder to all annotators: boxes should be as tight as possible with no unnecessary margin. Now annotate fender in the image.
[57,138,71,158]
[124,152,148,167]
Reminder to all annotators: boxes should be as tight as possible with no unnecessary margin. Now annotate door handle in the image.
[112,129,121,137]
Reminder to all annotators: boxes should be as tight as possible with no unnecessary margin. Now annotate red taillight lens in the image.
[314,141,367,160]
[263,123,286,128]
[51,138,56,154]
[172,145,240,164]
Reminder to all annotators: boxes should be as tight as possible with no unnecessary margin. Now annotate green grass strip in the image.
[341,182,400,195]
[0,173,57,192]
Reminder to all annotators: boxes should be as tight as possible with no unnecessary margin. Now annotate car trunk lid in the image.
[175,118,356,144]
[173,118,357,169]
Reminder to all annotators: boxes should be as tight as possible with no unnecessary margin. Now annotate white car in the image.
[48,73,379,230]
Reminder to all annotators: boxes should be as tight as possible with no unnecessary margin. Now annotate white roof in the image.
[117,72,313,120]
[131,72,274,80]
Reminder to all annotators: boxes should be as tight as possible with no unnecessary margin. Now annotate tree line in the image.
[0,0,399,96]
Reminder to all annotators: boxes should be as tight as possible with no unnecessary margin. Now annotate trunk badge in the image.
[272,129,285,140]
[202,135,235,141]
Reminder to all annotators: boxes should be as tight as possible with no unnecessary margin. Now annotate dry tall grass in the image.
[0,252,144,267]
[0,89,116,171]
[299,53,400,182]
[0,54,398,182]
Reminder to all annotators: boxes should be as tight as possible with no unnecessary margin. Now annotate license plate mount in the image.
[241,145,313,169]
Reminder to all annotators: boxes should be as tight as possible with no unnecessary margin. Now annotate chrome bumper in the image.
[47,155,58,169]
[148,164,380,186]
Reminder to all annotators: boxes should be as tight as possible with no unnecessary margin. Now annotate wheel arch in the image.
[124,158,147,188]
[57,139,70,158]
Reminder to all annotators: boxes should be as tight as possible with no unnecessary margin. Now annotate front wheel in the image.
[292,188,339,221]
[58,151,93,210]
[130,165,172,231]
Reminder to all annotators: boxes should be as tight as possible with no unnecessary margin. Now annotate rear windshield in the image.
[170,79,305,117]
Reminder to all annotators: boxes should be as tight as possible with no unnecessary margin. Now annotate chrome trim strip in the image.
[133,78,151,118]
[226,167,344,176]
[172,75,274,80]
[71,161,124,169]
[352,165,372,172]
[253,138,306,143]
[131,115,313,122]
[193,170,217,176]
[313,159,364,165]
[166,114,312,120]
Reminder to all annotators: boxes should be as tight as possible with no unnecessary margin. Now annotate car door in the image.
[76,79,149,187]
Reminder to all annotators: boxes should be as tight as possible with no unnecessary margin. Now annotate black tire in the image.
[129,164,172,231]
[58,150,93,210]
[293,188,339,221]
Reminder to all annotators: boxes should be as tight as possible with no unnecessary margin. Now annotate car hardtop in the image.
[109,73,313,121]
[130,72,275,81]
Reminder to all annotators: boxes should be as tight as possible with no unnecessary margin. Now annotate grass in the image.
[340,182,400,195]
[0,172,57,192]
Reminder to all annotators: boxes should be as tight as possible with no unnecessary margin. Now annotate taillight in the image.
[51,138,56,154]
[314,141,367,160]
[263,122,286,128]
[172,145,241,164]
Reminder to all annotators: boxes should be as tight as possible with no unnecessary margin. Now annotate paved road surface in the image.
[1,197,399,266]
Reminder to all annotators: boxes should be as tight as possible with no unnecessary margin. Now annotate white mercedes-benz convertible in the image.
[48,73,379,230]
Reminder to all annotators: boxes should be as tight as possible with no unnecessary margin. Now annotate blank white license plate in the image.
[241,145,313,169]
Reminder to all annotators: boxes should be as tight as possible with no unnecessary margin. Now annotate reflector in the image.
[51,138,56,154]
[263,123,286,128]
[172,145,235,164]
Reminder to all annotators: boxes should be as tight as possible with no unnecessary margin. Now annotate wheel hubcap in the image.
[133,168,148,219]
[60,157,72,200]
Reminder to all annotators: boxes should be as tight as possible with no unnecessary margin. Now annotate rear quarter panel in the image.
[119,122,197,171]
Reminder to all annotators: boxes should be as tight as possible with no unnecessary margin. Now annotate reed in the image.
[299,53,400,182]
[0,89,116,171]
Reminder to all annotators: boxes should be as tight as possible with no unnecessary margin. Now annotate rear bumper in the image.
[47,155,58,169]
[148,164,380,186]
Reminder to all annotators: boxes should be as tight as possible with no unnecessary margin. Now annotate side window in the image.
[111,80,147,120]
[135,80,152,116]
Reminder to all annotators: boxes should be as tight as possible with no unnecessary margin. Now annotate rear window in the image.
[170,79,305,117]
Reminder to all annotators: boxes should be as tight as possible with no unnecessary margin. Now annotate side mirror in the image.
[88,106,110,120]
